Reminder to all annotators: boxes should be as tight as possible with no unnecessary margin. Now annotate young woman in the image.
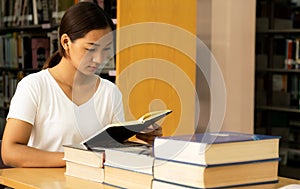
[1,2,161,168]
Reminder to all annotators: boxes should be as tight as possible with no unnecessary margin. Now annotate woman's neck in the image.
[48,57,100,105]
[50,57,96,86]
[49,57,76,86]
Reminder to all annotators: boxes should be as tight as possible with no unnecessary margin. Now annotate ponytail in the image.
[42,51,62,69]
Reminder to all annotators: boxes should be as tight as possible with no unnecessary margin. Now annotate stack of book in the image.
[63,110,172,187]
[100,144,154,188]
[152,132,281,189]
[63,144,105,183]
[63,142,154,188]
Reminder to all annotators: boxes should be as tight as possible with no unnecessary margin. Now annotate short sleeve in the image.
[7,77,39,125]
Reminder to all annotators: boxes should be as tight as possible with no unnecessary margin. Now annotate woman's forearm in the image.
[2,143,65,168]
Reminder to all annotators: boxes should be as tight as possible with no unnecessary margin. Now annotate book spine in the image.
[32,0,38,25]
[285,39,293,70]
[40,0,50,23]
[22,35,32,68]
[31,36,50,68]
[20,0,34,26]
[51,0,73,24]
[3,34,16,67]
[0,36,4,67]
[0,0,4,27]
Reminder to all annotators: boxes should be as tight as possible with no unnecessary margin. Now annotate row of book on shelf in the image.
[256,72,300,109]
[256,36,300,71]
[0,28,117,72]
[0,31,57,69]
[255,34,300,109]
[63,110,281,189]
[0,0,116,28]
[0,0,72,28]
[284,38,300,70]
[0,0,117,69]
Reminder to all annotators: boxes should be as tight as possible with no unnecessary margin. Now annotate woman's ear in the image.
[61,34,71,50]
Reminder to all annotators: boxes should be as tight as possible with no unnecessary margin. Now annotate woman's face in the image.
[69,28,113,75]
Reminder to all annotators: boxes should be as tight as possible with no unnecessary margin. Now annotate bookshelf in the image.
[255,0,300,179]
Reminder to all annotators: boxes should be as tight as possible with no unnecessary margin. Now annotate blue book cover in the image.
[157,131,281,144]
[153,132,280,165]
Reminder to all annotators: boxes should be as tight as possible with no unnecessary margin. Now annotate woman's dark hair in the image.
[43,2,115,69]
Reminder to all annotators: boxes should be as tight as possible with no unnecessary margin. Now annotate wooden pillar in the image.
[116,0,197,136]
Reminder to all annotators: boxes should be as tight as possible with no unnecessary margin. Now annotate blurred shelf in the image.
[256,106,300,113]
[256,68,300,74]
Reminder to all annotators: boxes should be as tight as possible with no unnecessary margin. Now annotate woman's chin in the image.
[80,67,99,75]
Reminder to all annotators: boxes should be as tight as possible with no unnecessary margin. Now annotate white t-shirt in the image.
[7,69,125,152]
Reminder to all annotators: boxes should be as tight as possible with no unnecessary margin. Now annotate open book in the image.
[81,109,172,149]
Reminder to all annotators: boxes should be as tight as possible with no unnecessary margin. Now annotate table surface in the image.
[0,167,299,189]
[0,168,116,189]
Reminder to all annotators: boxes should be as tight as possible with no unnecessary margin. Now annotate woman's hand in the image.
[136,125,162,145]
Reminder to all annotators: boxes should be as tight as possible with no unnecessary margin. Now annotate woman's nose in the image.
[92,53,102,64]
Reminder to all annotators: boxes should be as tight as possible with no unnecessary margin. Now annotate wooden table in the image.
[0,168,299,189]
[0,168,116,189]
[277,177,300,188]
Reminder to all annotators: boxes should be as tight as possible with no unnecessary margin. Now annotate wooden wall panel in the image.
[116,0,197,136]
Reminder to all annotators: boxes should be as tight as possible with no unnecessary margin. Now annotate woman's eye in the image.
[85,48,96,52]
[103,47,112,55]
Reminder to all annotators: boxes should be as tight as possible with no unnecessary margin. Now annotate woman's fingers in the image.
[136,127,163,144]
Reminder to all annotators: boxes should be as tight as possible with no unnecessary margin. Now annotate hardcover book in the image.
[65,161,104,183]
[81,109,172,149]
[101,144,154,188]
[31,37,50,68]
[153,158,280,189]
[104,164,153,189]
[151,179,279,189]
[63,144,104,168]
[153,132,280,165]
[101,144,154,174]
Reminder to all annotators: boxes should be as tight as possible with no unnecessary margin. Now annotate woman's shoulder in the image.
[18,69,50,86]
[100,77,115,86]
[98,77,121,94]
